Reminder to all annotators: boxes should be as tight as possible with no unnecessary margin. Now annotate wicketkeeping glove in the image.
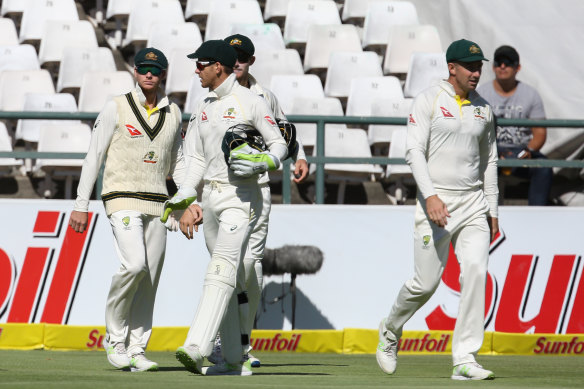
[163,210,184,232]
[160,187,197,223]
[229,143,281,177]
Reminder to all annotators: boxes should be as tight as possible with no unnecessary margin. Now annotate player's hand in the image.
[161,188,197,222]
[69,210,88,233]
[425,195,450,228]
[163,210,184,232]
[293,159,308,183]
[229,144,281,177]
[179,204,203,240]
[487,216,499,242]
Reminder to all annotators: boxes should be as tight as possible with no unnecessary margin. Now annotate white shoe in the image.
[103,338,130,369]
[207,335,224,365]
[176,345,203,374]
[451,362,495,380]
[376,320,398,374]
[129,353,158,372]
[202,361,252,376]
[243,352,260,368]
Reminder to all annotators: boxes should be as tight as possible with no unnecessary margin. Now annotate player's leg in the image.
[104,210,148,369]
[450,215,492,371]
[125,215,167,371]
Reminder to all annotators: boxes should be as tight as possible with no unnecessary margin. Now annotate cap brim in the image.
[136,61,164,68]
[455,55,489,63]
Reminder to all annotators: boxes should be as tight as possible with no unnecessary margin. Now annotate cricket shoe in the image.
[451,362,495,380]
[202,361,252,376]
[243,352,260,368]
[129,353,158,372]
[176,345,203,374]
[376,320,399,375]
[103,338,130,369]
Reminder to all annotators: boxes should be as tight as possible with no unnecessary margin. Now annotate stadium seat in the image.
[35,123,91,199]
[185,0,259,21]
[165,46,198,97]
[205,0,263,41]
[230,23,286,52]
[362,1,419,49]
[289,96,345,154]
[105,0,136,20]
[0,44,40,73]
[0,121,22,175]
[183,75,208,114]
[283,0,341,46]
[0,70,55,112]
[269,74,325,114]
[383,24,442,75]
[38,20,99,66]
[146,22,202,59]
[78,71,134,112]
[1,0,25,17]
[345,76,403,117]
[122,0,184,49]
[341,0,383,21]
[324,51,383,99]
[0,18,19,45]
[19,0,79,44]
[368,97,412,155]
[403,52,448,98]
[385,127,413,204]
[303,24,362,73]
[309,126,384,203]
[56,47,117,94]
[15,93,79,144]
[251,49,304,89]
[264,0,291,22]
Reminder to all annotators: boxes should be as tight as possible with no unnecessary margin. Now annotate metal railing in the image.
[0,111,583,204]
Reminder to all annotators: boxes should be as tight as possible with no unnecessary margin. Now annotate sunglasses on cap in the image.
[494,58,518,68]
[196,60,217,71]
[136,65,162,76]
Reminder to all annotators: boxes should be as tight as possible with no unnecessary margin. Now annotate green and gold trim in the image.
[125,92,166,141]
[102,191,168,203]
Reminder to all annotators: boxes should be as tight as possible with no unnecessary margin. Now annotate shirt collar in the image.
[440,80,473,106]
[134,83,169,109]
[210,73,237,99]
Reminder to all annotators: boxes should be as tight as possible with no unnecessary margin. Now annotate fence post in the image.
[315,119,325,204]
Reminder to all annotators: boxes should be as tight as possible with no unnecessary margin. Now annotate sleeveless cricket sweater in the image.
[101,91,179,216]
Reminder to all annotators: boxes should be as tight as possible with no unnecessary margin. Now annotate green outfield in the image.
[0,350,582,388]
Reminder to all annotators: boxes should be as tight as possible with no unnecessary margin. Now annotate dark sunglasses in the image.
[196,60,216,71]
[236,52,251,64]
[494,58,518,68]
[136,65,162,76]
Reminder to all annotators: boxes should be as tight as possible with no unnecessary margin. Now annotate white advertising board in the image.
[0,200,582,334]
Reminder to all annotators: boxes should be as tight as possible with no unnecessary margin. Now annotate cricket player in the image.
[204,34,310,368]
[376,39,499,380]
[69,48,188,372]
[171,40,288,376]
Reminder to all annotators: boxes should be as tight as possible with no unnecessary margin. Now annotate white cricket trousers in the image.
[385,189,491,366]
[105,210,167,356]
[241,183,271,338]
[183,180,261,364]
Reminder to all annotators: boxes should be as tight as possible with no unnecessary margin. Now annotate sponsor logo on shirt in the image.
[143,151,159,164]
[223,107,236,119]
[408,114,416,124]
[440,107,454,118]
[125,124,143,137]
[265,115,276,125]
[201,112,208,122]
[474,107,485,119]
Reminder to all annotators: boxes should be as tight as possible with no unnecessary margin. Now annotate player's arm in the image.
[168,104,187,185]
[480,105,499,219]
[69,101,116,233]
[406,93,449,226]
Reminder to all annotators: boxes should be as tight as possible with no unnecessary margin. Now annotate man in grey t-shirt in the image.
[478,45,552,205]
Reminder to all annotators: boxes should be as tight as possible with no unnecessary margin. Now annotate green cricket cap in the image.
[134,47,168,69]
[446,39,488,63]
[187,40,237,68]
[224,34,255,56]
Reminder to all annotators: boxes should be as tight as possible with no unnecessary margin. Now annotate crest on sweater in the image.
[143,151,159,164]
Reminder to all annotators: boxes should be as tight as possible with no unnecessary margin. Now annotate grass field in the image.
[0,350,582,389]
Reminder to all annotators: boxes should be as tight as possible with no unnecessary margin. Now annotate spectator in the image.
[478,45,552,205]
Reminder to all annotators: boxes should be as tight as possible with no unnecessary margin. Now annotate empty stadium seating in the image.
[56,47,117,94]
[0,18,19,45]
[383,24,442,75]
[165,46,198,97]
[230,23,286,52]
[122,0,184,49]
[19,0,79,44]
[362,1,419,50]
[205,0,264,41]
[385,127,413,204]
[403,52,448,98]
[146,22,202,59]
[0,121,22,175]
[303,24,362,73]
[77,71,134,112]
[1,0,25,17]
[324,51,383,99]
[367,97,412,155]
[0,70,55,112]
[0,44,40,73]
[345,76,403,117]
[251,49,304,88]
[183,75,208,114]
[270,74,325,114]
[38,20,99,66]
[283,0,341,46]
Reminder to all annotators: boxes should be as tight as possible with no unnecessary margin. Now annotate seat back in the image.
[386,127,412,176]
[362,1,419,48]
[205,0,263,41]
[146,22,202,59]
[324,51,383,99]
[230,23,286,52]
[0,70,55,111]
[368,97,412,147]
[345,76,403,116]
[19,0,79,43]
[165,46,198,96]
[383,24,442,74]
[0,18,19,45]
[252,49,304,87]
[283,0,341,46]
[123,0,184,48]
[38,20,98,65]
[304,24,362,72]
[0,121,22,171]
[403,52,448,98]
[78,71,134,112]
[36,123,91,169]
[290,97,345,150]
[269,74,324,113]
[57,47,116,92]
[0,44,40,73]
[183,75,208,114]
